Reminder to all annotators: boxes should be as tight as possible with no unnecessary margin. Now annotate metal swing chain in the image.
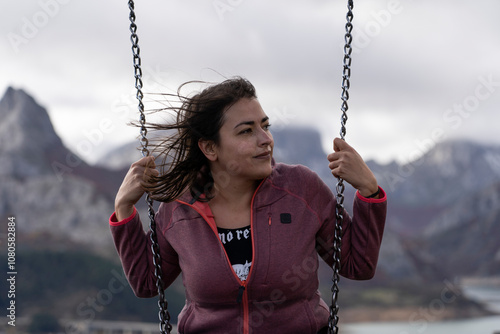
[328,1,354,334]
[127,1,172,333]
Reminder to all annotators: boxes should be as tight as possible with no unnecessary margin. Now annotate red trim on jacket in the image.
[356,186,387,204]
[109,207,137,226]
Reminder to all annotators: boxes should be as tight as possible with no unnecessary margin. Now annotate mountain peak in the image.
[0,86,17,110]
[0,86,62,152]
[0,87,42,116]
[0,86,66,178]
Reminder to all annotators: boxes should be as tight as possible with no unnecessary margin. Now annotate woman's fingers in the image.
[115,156,159,213]
[130,156,158,182]
[327,138,378,194]
[333,137,351,152]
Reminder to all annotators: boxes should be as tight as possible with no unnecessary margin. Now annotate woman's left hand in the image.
[327,138,379,197]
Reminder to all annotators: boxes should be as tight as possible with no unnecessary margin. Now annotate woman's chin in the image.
[255,164,273,179]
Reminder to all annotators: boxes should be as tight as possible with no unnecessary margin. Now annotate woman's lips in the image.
[254,151,271,159]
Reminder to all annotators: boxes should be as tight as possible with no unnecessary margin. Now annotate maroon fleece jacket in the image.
[110,163,387,334]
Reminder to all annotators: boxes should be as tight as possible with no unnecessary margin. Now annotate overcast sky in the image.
[2,0,500,165]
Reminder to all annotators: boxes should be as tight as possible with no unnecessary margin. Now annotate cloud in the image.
[1,0,500,164]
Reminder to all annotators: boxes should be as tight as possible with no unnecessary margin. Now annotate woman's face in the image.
[209,97,274,183]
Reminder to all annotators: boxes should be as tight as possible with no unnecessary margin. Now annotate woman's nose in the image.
[258,128,273,146]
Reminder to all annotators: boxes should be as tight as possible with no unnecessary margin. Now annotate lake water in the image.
[461,285,500,313]
[342,316,500,334]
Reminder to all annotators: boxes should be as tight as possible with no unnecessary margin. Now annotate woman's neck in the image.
[211,178,259,209]
[208,177,261,229]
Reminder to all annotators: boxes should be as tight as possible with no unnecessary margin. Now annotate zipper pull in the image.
[237,285,245,303]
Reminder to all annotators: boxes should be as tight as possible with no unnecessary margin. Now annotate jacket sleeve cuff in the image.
[356,186,387,204]
[109,207,137,226]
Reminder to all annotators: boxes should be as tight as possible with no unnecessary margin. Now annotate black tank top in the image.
[217,225,252,281]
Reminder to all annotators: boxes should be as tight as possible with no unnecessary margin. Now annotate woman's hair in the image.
[142,76,257,202]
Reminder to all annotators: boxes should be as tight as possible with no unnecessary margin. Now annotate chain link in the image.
[128,1,172,333]
[328,1,353,333]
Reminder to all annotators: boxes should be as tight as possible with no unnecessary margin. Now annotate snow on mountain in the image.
[391,139,500,207]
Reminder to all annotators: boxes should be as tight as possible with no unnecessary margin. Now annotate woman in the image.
[110,77,387,333]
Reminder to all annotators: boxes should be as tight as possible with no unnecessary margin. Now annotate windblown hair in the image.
[142,77,257,202]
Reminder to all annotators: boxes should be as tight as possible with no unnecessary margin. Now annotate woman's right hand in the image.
[114,156,159,221]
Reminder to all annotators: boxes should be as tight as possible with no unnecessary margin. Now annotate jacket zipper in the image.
[241,285,250,334]
[240,180,265,334]
[237,285,245,303]
[226,179,265,334]
[176,178,267,334]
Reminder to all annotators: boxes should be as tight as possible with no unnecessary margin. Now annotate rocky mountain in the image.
[0,87,62,178]
[1,86,499,283]
[372,140,500,237]
[369,140,500,281]
[405,181,500,281]
[0,87,122,250]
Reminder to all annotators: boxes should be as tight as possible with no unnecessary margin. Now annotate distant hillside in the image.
[373,140,500,281]
[0,250,185,323]
[408,181,500,280]
[378,140,500,235]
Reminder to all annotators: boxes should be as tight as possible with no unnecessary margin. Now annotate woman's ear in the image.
[198,139,217,161]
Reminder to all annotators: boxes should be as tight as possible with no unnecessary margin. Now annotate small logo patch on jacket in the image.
[280,213,292,224]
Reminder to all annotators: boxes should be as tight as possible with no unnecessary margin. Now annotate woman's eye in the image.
[264,123,272,131]
[239,128,252,135]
